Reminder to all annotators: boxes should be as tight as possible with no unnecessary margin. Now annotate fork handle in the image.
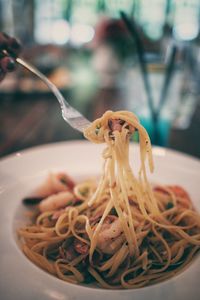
[1,49,91,132]
[2,48,71,110]
[16,57,71,109]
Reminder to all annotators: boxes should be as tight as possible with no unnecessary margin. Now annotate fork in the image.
[3,50,91,132]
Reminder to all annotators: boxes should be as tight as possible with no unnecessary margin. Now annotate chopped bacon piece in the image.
[108,118,135,134]
[153,186,168,195]
[167,186,190,199]
[167,185,192,209]
[89,212,117,226]
[154,185,192,209]
[108,119,124,132]
[59,246,77,261]
[73,239,89,254]
[104,215,117,224]
[89,211,103,225]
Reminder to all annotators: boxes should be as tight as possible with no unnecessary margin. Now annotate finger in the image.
[0,68,5,81]
[0,32,9,50]
[7,37,21,57]
[1,32,9,39]
[0,33,21,57]
[0,52,4,59]
[0,56,16,72]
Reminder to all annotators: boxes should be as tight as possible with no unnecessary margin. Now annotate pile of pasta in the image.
[19,111,200,289]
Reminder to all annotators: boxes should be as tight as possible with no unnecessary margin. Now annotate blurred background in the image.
[0,0,200,158]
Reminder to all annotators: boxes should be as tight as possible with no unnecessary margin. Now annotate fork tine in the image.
[63,109,91,132]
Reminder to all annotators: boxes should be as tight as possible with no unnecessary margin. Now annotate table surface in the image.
[0,90,200,159]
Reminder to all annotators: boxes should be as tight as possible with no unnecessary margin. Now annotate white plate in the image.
[0,140,200,300]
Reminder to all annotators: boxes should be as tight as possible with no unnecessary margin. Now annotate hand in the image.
[0,32,21,81]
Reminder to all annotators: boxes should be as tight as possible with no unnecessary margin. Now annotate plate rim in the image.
[0,140,200,300]
[1,140,200,164]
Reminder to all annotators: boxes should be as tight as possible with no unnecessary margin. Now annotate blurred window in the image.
[34,0,97,45]
[71,0,98,25]
[105,0,133,17]
[34,0,200,44]
[34,0,70,44]
[0,0,14,34]
[134,0,166,40]
[173,0,200,41]
[69,0,97,46]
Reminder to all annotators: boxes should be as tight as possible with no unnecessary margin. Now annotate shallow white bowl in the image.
[0,141,200,300]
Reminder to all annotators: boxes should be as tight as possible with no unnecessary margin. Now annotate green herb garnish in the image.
[95,124,101,135]
[80,187,89,197]
[166,202,174,210]
[60,177,67,185]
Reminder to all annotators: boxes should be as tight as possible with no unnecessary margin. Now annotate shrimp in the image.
[39,191,75,212]
[35,172,75,198]
[96,216,123,254]
[74,239,89,255]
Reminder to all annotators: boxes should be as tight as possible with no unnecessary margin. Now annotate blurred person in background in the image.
[91,17,133,88]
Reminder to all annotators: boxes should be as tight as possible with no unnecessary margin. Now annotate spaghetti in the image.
[18,110,200,289]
